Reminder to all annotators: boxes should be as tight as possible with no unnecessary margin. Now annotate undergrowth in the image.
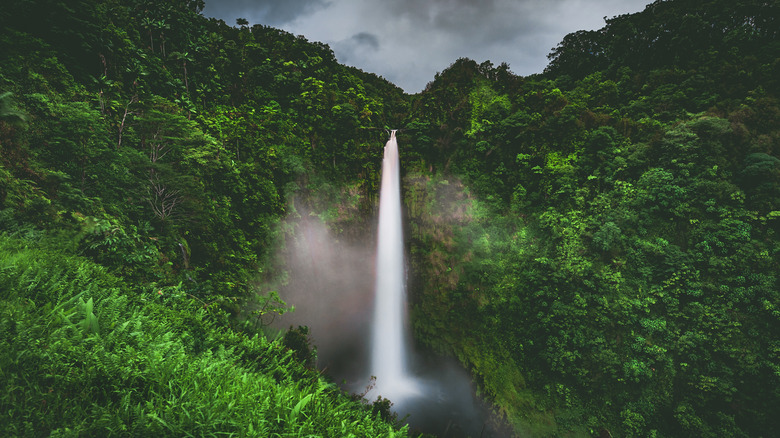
[0,232,408,437]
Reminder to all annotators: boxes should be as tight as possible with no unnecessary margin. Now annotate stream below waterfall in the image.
[318,333,509,437]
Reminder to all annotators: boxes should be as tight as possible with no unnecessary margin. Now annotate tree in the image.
[135,99,206,223]
[170,51,194,95]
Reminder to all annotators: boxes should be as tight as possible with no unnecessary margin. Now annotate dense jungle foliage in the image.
[1,0,408,436]
[402,0,779,436]
[1,0,778,437]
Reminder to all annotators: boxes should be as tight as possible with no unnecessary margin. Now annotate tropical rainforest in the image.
[0,0,777,437]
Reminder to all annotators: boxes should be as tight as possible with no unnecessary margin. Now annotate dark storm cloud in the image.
[202,0,652,92]
[333,32,381,64]
[351,32,381,50]
[384,0,538,36]
[202,0,326,26]
[389,0,497,21]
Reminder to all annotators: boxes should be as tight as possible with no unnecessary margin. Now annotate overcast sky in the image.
[202,0,651,93]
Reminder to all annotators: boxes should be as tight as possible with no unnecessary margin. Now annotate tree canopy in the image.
[1,0,778,437]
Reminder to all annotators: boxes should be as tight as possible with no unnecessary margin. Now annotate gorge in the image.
[1,1,777,437]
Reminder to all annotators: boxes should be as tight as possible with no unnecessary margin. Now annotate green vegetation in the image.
[1,0,778,437]
[403,1,779,436]
[0,234,406,436]
[1,0,407,436]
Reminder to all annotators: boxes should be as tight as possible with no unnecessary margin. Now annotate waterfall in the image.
[363,131,503,436]
[370,130,418,400]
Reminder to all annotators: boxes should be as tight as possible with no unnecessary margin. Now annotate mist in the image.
[262,188,510,436]
[269,211,376,387]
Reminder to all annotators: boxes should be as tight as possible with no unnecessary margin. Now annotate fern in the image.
[1,234,408,437]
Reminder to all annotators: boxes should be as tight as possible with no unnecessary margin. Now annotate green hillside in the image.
[403,1,779,436]
[1,0,407,436]
[1,0,778,437]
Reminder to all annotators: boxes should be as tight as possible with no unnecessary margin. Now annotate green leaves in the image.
[0,91,27,125]
[78,297,99,336]
[0,235,408,437]
[289,393,313,423]
[407,7,779,435]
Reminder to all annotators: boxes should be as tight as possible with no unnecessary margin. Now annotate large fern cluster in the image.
[0,234,408,437]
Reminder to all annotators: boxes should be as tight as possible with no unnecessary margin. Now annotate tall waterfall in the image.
[370,130,417,400]
[363,131,501,436]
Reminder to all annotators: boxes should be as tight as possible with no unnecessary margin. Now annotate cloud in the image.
[352,32,380,50]
[202,0,327,27]
[334,32,381,64]
[203,0,652,92]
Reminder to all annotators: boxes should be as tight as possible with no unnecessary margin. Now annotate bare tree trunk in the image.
[98,90,105,114]
[160,33,166,58]
[117,96,137,149]
[183,62,189,95]
[148,173,181,221]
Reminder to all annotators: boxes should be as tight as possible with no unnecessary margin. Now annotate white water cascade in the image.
[370,130,419,401]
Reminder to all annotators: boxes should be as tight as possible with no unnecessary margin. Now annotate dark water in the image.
[392,349,510,438]
[317,340,510,438]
